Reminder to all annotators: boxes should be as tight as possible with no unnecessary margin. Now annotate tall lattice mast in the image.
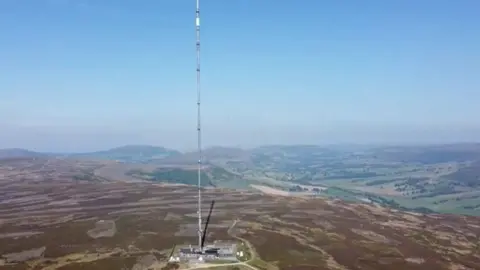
[195,0,203,252]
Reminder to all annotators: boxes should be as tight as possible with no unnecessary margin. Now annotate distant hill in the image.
[0,145,181,163]
[372,144,480,164]
[71,145,181,163]
[3,143,480,215]
[443,160,480,188]
[0,148,47,159]
[159,146,250,165]
[126,163,250,189]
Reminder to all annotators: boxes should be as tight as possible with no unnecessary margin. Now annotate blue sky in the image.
[0,0,479,151]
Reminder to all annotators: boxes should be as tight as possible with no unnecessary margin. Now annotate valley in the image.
[2,143,480,216]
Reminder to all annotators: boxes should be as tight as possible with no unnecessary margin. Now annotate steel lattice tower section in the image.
[195,0,203,252]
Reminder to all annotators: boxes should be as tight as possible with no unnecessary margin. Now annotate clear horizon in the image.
[1,1,479,152]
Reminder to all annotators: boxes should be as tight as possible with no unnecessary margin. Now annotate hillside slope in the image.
[0,148,46,159]
[0,145,181,163]
[71,145,181,163]
[0,169,479,270]
[125,164,250,189]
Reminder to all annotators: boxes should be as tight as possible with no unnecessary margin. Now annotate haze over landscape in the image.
[2,1,480,270]
[1,0,480,152]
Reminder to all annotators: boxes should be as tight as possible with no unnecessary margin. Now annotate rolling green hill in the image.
[69,145,181,163]
[126,165,251,189]
[0,148,47,159]
[0,145,180,163]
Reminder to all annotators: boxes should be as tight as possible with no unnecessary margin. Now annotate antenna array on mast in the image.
[195,0,203,252]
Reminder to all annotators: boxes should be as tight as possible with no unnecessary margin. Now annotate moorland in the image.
[0,156,480,270]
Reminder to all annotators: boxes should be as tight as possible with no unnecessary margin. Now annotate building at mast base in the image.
[168,240,238,263]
